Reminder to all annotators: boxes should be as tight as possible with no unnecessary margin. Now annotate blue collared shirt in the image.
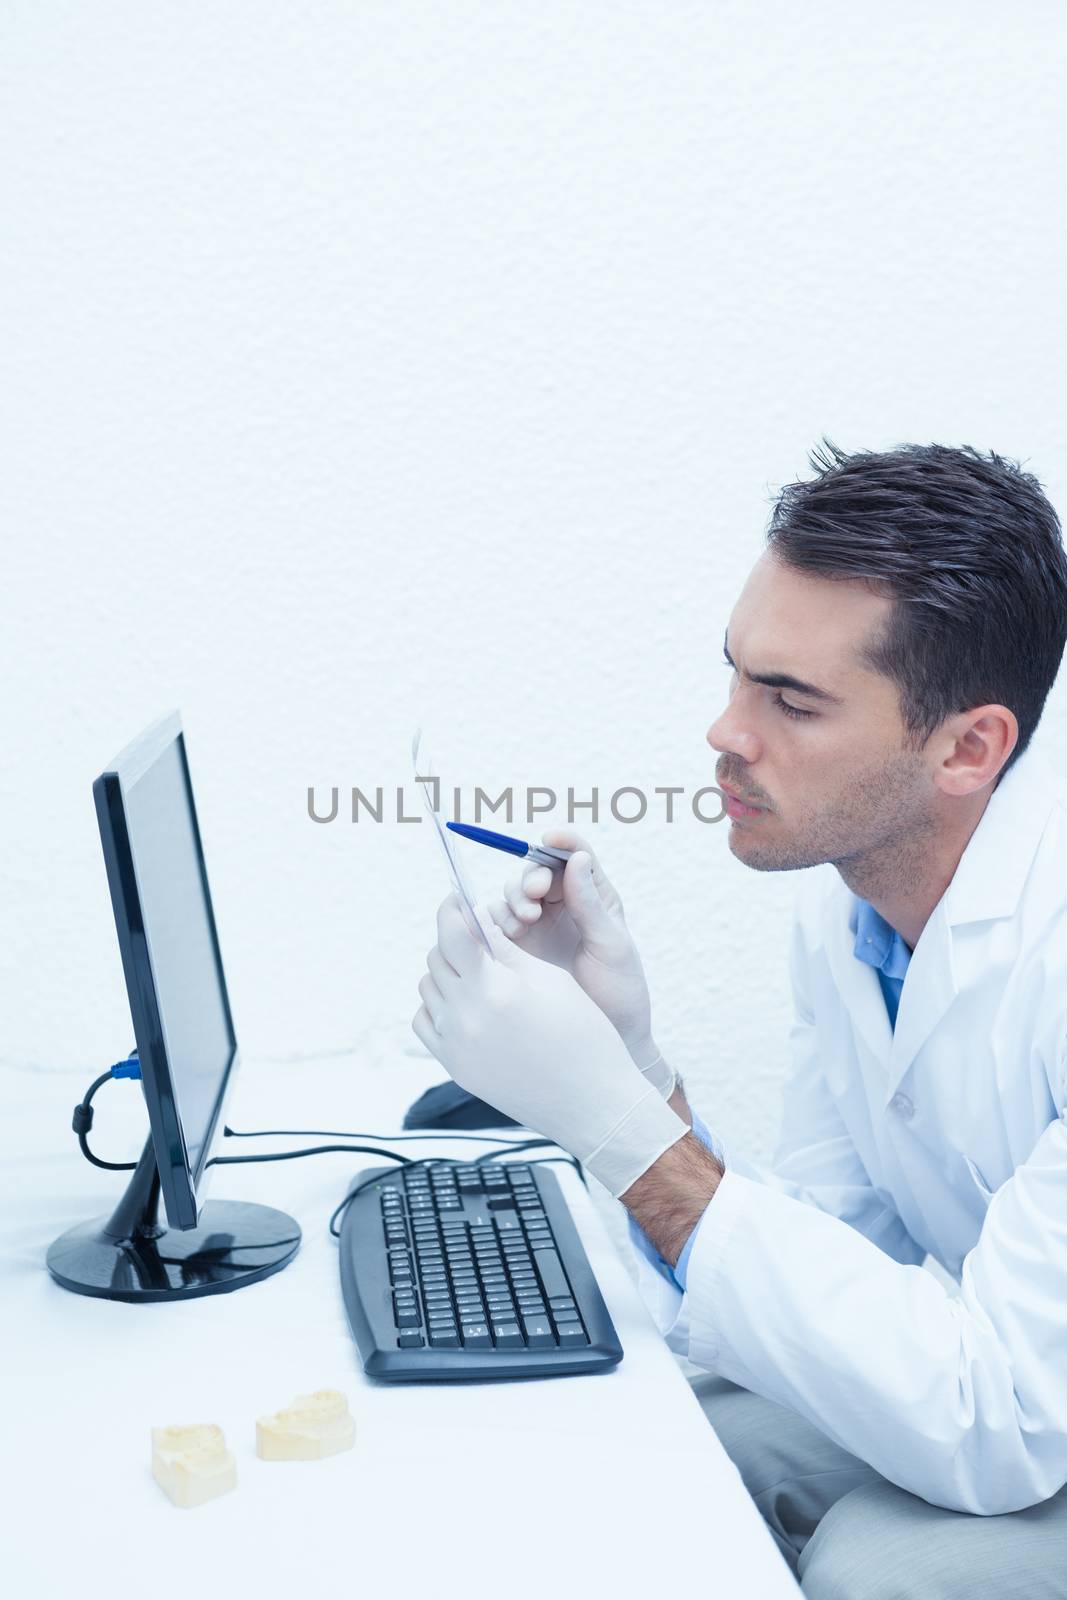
[853,895,911,1028]
[630,896,913,1289]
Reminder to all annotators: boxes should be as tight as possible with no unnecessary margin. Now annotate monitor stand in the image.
[47,1137,301,1303]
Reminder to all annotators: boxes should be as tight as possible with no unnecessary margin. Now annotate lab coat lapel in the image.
[888,899,955,1093]
[825,887,894,1071]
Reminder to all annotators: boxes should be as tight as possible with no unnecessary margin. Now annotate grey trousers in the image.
[689,1373,1067,1599]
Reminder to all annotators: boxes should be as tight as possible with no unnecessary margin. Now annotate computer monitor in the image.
[47,712,300,1303]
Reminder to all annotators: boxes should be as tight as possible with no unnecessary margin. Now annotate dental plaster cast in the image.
[256,1389,356,1461]
[151,1423,237,1508]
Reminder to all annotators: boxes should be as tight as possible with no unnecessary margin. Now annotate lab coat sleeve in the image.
[682,1105,1067,1515]
[669,901,1067,1513]
[626,885,924,1356]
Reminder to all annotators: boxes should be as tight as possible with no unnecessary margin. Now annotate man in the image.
[413,442,1067,1597]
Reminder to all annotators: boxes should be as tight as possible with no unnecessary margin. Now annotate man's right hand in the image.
[486,828,675,1096]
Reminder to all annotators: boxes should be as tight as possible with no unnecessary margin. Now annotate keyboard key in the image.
[395,1307,421,1328]
[461,1324,492,1349]
[548,1296,575,1310]
[398,1330,425,1348]
[430,1330,460,1347]
[553,1309,580,1323]
[521,1317,556,1348]
[531,1248,570,1300]
[491,1323,525,1348]
[556,1323,588,1346]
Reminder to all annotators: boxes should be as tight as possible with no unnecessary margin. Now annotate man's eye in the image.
[773,692,813,721]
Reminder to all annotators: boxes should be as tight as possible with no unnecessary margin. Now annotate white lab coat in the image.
[632,741,1067,1515]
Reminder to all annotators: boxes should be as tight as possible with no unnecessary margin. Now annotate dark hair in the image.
[766,441,1067,776]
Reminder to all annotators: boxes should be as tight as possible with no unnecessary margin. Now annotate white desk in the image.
[3,1044,798,1600]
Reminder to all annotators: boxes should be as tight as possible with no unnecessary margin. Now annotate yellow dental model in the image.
[255,1389,356,1461]
[151,1423,237,1509]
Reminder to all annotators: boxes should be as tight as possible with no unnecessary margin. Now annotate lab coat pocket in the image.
[964,1156,996,1203]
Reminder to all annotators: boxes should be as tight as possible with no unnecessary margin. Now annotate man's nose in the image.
[706,704,760,765]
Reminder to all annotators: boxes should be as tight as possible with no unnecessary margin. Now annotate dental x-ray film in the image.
[411,728,495,956]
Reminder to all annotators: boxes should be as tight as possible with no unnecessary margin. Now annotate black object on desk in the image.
[339,1160,623,1380]
[403,1080,518,1131]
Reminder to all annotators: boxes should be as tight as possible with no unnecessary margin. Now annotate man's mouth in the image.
[718,779,767,818]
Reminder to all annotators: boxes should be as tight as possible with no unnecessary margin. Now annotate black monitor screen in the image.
[94,715,236,1228]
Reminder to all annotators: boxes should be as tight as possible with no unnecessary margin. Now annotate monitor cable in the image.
[70,1060,586,1236]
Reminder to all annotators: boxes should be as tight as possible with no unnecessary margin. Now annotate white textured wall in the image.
[3,1,1067,1164]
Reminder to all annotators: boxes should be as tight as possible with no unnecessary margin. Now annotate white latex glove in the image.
[413,893,688,1199]
[487,828,676,1098]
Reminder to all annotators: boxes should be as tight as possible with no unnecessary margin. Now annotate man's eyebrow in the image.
[722,629,844,705]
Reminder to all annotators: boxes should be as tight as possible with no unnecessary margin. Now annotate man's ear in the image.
[935,705,1019,796]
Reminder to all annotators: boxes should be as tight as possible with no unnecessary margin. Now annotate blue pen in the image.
[445,822,573,870]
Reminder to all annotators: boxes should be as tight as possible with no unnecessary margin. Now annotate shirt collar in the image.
[853,897,912,979]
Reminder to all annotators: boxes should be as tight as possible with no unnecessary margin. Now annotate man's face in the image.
[707,552,938,874]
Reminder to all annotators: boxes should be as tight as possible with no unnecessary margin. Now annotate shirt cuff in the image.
[626,1110,720,1290]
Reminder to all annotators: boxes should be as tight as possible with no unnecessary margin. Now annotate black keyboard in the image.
[339,1160,623,1380]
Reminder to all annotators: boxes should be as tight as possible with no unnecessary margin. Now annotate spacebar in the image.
[532,1246,570,1300]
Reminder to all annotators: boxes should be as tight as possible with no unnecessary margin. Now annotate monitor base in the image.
[47,1198,301,1302]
